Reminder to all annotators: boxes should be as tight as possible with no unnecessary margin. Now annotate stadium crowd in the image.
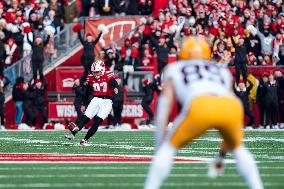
[0,0,283,129]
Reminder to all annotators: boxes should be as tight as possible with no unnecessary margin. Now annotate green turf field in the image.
[0,130,283,189]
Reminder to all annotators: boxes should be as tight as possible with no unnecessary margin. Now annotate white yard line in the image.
[0,166,283,171]
[0,173,284,179]
[0,182,282,188]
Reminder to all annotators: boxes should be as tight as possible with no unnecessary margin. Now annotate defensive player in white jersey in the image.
[65,60,118,145]
[144,37,263,189]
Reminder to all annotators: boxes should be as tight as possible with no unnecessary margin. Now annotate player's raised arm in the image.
[155,78,174,149]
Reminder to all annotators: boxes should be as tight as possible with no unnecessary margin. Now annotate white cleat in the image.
[80,139,87,146]
[65,132,75,140]
[0,125,6,130]
[208,157,224,178]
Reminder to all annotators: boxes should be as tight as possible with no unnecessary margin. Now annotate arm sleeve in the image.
[75,86,85,96]
[43,35,50,47]
[83,84,92,106]
[78,30,84,44]
[167,34,175,48]
[27,33,34,47]
[109,78,118,88]
[230,36,237,48]
[149,35,159,48]
[43,79,48,90]
[93,31,102,45]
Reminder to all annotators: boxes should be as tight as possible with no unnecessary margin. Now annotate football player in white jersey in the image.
[144,36,263,189]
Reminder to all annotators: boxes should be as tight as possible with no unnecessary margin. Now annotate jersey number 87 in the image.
[93,82,107,92]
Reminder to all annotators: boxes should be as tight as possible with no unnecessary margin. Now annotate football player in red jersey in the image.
[65,60,119,145]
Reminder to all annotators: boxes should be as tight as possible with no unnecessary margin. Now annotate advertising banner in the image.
[49,101,147,120]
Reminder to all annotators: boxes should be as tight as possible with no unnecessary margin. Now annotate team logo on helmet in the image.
[91,60,106,78]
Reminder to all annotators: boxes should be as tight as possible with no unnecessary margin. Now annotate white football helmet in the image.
[91,60,106,78]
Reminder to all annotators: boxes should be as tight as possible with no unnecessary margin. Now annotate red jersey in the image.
[86,71,116,97]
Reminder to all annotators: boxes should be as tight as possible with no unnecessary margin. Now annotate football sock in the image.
[84,116,103,141]
[232,145,263,189]
[72,115,90,136]
[144,142,176,189]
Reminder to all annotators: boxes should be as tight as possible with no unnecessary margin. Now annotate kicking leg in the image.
[83,116,103,142]
[67,98,99,139]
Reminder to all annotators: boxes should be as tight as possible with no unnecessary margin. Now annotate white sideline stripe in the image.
[0,182,281,188]
[1,136,283,146]
[4,46,82,103]
[0,166,283,171]
[0,173,283,179]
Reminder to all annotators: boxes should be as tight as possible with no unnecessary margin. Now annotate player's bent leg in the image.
[144,142,177,189]
[144,102,208,189]
[83,116,104,142]
[232,145,263,189]
[218,100,263,189]
[67,98,100,138]
[68,115,91,137]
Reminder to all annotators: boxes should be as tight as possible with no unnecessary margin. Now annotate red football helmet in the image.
[91,60,106,78]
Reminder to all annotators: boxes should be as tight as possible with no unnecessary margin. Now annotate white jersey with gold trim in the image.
[163,59,233,106]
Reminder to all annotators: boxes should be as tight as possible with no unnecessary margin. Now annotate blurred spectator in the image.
[152,74,162,95]
[97,50,106,62]
[0,76,4,127]
[5,38,19,66]
[273,33,284,65]
[256,72,269,127]
[27,33,50,80]
[12,77,25,125]
[31,78,48,126]
[141,78,154,125]
[274,70,284,127]
[48,0,63,31]
[141,46,154,68]
[138,0,153,15]
[62,0,80,24]
[105,47,119,71]
[112,77,124,127]
[230,36,249,84]
[234,80,255,127]
[22,22,33,74]
[78,30,102,79]
[0,32,5,77]
[264,73,278,128]
[73,78,84,125]
[256,23,275,56]
[247,52,258,66]
[149,32,175,74]
[22,81,36,126]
